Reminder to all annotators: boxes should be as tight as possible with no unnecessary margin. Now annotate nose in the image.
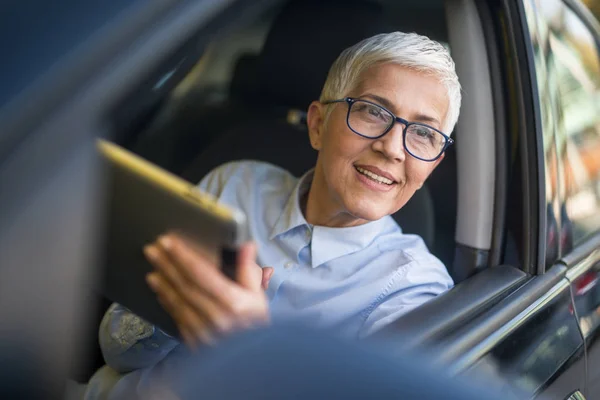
[372,122,406,162]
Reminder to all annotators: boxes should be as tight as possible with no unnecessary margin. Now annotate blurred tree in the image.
[582,0,600,21]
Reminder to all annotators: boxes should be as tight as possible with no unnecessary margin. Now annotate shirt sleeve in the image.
[196,161,241,196]
[99,303,179,373]
[104,344,191,400]
[359,258,453,338]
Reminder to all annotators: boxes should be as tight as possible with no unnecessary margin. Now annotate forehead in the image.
[351,63,449,128]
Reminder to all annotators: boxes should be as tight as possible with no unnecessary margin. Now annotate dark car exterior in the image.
[1,0,600,399]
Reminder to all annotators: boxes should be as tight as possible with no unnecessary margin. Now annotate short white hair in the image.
[320,32,462,134]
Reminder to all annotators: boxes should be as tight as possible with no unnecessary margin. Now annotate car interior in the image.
[119,0,460,273]
[67,0,532,385]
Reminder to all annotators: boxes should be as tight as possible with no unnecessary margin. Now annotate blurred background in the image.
[583,0,600,17]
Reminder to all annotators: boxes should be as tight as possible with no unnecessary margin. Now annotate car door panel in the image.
[434,265,584,399]
[462,279,585,400]
[382,263,585,399]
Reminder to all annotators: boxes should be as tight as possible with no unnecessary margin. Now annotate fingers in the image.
[143,234,270,347]
[146,272,215,348]
[144,244,236,336]
[157,235,239,306]
[177,233,219,267]
[144,244,189,298]
[155,235,263,295]
[262,267,274,290]
[236,242,263,292]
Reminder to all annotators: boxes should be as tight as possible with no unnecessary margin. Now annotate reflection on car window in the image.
[537,1,600,247]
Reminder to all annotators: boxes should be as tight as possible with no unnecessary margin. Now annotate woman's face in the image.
[307,63,449,227]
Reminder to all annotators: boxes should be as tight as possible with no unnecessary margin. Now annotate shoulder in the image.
[197,161,297,195]
[204,160,293,179]
[378,231,453,289]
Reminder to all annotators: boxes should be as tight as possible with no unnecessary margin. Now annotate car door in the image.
[457,1,600,398]
[460,1,600,398]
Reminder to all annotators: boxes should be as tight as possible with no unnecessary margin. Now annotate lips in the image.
[354,164,398,184]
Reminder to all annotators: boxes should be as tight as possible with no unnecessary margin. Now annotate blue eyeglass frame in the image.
[321,97,454,162]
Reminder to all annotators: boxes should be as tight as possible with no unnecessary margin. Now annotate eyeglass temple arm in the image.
[320,99,348,105]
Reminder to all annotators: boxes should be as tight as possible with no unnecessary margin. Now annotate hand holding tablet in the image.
[98,140,270,340]
[143,235,272,347]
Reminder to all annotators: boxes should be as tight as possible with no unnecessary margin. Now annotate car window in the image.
[552,4,600,246]
[532,0,600,249]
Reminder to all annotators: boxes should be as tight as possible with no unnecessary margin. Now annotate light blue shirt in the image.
[87,161,453,399]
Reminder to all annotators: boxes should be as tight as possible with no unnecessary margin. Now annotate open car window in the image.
[119,0,465,275]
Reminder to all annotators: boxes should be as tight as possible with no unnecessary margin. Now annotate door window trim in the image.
[499,0,546,275]
[448,270,569,373]
[475,0,508,269]
[563,232,600,273]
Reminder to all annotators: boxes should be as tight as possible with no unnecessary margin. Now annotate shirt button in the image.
[305,230,311,239]
[284,261,294,269]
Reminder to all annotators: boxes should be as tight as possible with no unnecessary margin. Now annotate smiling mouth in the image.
[354,166,396,185]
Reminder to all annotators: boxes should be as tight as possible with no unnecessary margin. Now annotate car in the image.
[1,0,600,399]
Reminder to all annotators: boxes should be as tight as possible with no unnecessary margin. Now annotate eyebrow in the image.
[360,93,441,127]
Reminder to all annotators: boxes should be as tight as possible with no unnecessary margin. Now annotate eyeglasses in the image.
[321,97,454,162]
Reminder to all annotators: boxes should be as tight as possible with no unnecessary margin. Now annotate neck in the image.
[303,165,368,228]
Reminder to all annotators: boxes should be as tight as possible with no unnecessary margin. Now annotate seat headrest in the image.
[256,0,386,111]
[229,54,259,103]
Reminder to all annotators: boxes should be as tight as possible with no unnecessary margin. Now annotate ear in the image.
[307,101,325,151]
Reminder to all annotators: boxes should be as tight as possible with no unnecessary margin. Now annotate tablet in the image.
[98,139,248,336]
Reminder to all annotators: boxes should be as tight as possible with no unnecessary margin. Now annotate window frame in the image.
[489,0,546,275]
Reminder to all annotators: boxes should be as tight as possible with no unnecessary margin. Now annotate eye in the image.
[417,127,433,137]
[367,105,383,118]
[408,125,439,146]
[360,103,390,123]
[415,127,434,138]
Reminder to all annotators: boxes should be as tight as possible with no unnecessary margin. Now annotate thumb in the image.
[261,267,274,290]
[236,242,262,292]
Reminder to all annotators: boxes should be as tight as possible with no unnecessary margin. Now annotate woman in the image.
[88,30,461,398]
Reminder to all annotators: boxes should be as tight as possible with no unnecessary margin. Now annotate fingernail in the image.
[159,235,172,250]
[146,273,159,290]
[144,245,158,260]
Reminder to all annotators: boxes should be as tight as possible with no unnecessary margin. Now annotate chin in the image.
[345,199,391,222]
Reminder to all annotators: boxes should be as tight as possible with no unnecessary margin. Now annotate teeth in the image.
[355,166,393,185]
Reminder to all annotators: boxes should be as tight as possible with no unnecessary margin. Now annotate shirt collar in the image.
[270,169,401,268]
[310,217,398,268]
[269,170,313,240]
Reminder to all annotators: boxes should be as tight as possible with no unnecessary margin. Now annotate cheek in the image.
[323,122,369,164]
[404,161,435,188]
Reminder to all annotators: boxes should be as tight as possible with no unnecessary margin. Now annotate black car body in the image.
[1,0,600,399]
